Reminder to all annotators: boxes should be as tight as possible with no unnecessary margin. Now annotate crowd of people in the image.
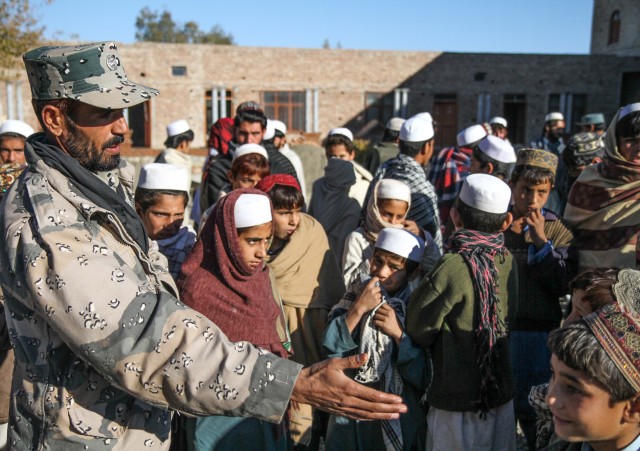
[1,41,640,451]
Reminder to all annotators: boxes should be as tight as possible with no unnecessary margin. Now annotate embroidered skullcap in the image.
[545,112,564,122]
[400,116,434,142]
[375,228,425,262]
[0,120,34,139]
[329,127,353,142]
[516,148,558,175]
[456,124,487,147]
[0,163,26,193]
[576,113,605,126]
[583,302,640,393]
[233,143,269,162]
[386,117,405,132]
[255,174,301,194]
[376,179,411,203]
[619,103,640,121]
[489,117,508,128]
[236,101,264,116]
[166,119,190,138]
[138,163,190,192]
[613,269,640,314]
[459,173,511,214]
[234,193,272,228]
[565,132,605,177]
[477,135,516,163]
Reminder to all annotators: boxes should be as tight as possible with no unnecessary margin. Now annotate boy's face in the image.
[511,179,552,218]
[237,222,272,271]
[272,205,301,242]
[565,289,591,323]
[377,198,409,225]
[546,354,640,447]
[229,171,262,190]
[469,153,488,175]
[326,144,354,161]
[136,193,186,240]
[370,249,408,295]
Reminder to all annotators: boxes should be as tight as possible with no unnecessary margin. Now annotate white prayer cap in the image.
[329,127,354,142]
[413,112,433,123]
[545,112,564,122]
[459,173,511,214]
[477,135,516,163]
[233,143,269,161]
[138,163,190,192]
[0,120,34,139]
[234,193,272,228]
[376,179,411,203]
[386,117,405,132]
[166,119,191,137]
[456,124,487,147]
[489,117,508,128]
[619,103,640,121]
[400,116,434,142]
[375,228,425,262]
[271,120,287,135]
[264,120,277,140]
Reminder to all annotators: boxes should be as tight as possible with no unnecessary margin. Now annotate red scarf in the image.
[178,189,286,358]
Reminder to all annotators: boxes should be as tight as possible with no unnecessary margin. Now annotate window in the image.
[503,94,527,145]
[548,93,587,134]
[364,92,394,125]
[172,66,187,76]
[261,91,306,131]
[608,10,621,45]
[205,89,233,130]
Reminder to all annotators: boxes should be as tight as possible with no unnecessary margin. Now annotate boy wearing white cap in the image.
[0,119,35,165]
[156,118,194,170]
[407,173,518,451]
[365,114,443,252]
[323,127,373,206]
[324,227,428,451]
[363,117,405,174]
[530,112,566,157]
[470,134,517,181]
[135,163,196,281]
[489,116,509,140]
[429,123,487,224]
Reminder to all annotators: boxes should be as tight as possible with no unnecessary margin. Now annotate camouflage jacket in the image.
[0,148,302,450]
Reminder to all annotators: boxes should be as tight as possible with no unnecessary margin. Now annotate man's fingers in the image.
[339,353,368,371]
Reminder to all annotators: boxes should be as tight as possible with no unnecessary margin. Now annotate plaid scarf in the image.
[446,229,508,413]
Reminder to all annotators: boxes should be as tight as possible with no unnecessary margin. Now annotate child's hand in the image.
[346,277,382,332]
[373,303,403,344]
[525,209,548,250]
[355,277,383,313]
[402,220,424,239]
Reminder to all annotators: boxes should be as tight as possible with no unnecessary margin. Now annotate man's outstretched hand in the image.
[290,353,407,420]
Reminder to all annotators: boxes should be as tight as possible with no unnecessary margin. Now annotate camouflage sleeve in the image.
[10,221,302,422]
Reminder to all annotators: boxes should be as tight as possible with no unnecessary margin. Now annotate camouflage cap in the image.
[515,148,558,175]
[23,42,159,109]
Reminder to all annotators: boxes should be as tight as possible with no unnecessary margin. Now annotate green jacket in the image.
[406,251,518,412]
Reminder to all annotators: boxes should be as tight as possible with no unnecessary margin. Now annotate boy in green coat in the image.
[407,173,519,450]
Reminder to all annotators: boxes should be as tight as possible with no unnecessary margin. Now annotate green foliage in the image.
[0,0,51,76]
[135,7,234,45]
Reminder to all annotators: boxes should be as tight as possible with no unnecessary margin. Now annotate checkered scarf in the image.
[446,228,508,413]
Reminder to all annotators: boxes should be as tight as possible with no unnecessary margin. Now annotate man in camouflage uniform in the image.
[0,42,405,450]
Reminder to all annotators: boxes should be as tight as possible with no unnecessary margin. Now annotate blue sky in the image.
[37,0,594,54]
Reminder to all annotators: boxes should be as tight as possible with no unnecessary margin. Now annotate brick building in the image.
[2,0,640,152]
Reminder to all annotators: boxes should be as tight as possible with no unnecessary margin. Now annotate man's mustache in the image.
[102,135,125,150]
